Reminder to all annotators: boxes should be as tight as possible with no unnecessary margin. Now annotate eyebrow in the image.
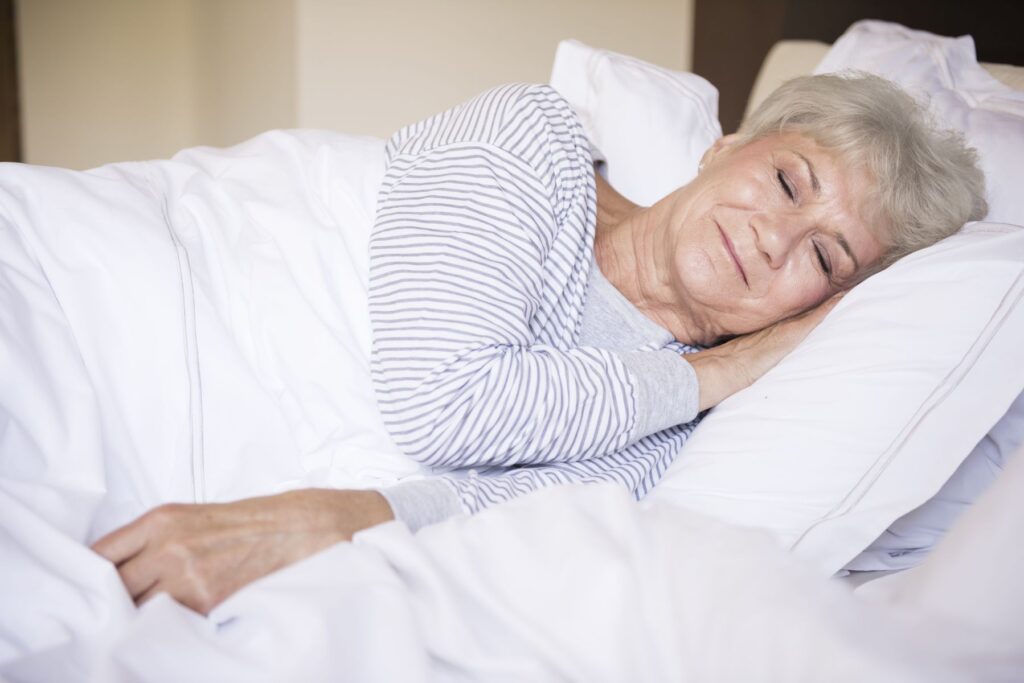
[836,233,859,272]
[793,151,821,196]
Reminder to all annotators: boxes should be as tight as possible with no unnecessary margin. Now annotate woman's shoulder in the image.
[384,83,591,169]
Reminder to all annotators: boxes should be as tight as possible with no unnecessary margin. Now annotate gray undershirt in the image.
[379,259,700,531]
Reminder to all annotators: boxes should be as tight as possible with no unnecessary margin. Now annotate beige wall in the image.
[193,0,296,147]
[17,0,296,168]
[295,0,694,138]
[17,0,199,168]
[17,0,693,169]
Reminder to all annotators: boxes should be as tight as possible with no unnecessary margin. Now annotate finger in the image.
[91,520,149,566]
[824,290,847,308]
[802,294,842,322]
[91,504,182,565]
[117,551,164,600]
[135,577,204,613]
[144,576,218,616]
[135,580,165,607]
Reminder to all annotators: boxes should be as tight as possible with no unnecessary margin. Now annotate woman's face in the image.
[662,131,885,342]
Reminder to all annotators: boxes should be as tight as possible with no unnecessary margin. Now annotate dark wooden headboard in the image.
[694,0,1024,133]
[0,0,18,162]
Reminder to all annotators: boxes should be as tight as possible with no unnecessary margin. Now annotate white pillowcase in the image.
[847,390,1024,571]
[549,40,722,206]
[549,39,1024,575]
[811,20,1024,571]
[649,223,1024,574]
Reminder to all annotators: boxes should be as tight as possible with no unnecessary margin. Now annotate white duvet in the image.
[0,130,420,667]
[0,132,1019,681]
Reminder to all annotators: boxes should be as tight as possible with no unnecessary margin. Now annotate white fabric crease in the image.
[2,129,1020,681]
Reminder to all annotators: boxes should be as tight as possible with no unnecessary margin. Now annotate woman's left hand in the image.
[687,292,845,411]
[91,488,394,615]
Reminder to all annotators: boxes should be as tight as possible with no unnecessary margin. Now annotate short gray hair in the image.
[738,72,988,268]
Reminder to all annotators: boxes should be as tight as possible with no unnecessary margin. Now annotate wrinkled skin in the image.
[92,489,393,615]
[594,132,884,345]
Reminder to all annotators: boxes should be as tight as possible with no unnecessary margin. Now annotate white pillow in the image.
[846,390,1024,571]
[649,223,1024,574]
[814,20,1024,227]
[548,38,1024,575]
[812,20,1024,571]
[548,40,722,206]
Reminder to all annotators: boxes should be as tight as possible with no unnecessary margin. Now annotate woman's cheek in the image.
[770,280,827,323]
[799,280,832,314]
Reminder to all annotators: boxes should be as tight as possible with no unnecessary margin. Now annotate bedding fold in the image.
[0,131,426,663]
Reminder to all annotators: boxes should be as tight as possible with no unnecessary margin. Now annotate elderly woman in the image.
[93,74,986,614]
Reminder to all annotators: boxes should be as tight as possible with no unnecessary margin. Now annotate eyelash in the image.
[813,241,833,277]
[776,169,795,201]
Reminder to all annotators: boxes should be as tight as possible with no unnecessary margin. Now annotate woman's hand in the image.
[91,489,394,615]
[686,293,844,412]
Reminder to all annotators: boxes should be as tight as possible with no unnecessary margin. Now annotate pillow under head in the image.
[550,38,1024,575]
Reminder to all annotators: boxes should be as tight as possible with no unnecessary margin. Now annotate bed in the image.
[2,20,1023,682]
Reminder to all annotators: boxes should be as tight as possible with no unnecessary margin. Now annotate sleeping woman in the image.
[92,73,987,614]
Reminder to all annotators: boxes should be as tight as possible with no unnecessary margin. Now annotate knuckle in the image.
[195,592,217,615]
[186,594,214,616]
[182,567,217,614]
[146,503,183,526]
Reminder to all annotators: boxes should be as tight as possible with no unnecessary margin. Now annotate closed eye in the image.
[814,241,832,277]
[777,170,795,201]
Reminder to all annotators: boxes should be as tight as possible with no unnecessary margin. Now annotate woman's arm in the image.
[92,85,707,617]
[380,295,838,525]
[370,84,673,470]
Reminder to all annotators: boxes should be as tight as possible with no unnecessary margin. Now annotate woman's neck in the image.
[592,170,699,343]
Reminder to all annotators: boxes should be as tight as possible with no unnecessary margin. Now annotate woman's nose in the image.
[752,210,810,268]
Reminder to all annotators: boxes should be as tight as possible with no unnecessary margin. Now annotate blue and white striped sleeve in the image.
[445,412,700,515]
[369,84,646,471]
[382,377,701,524]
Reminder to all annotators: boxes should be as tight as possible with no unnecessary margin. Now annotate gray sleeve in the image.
[616,349,700,440]
[378,478,466,532]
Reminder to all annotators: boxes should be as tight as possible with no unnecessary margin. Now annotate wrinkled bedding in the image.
[5,480,1019,682]
[0,130,424,665]
[0,131,1018,681]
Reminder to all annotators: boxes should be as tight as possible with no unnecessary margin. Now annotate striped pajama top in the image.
[369,83,702,522]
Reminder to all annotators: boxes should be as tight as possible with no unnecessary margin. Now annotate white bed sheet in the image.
[1,129,1020,681]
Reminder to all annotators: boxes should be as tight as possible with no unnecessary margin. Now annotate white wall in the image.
[17,0,693,169]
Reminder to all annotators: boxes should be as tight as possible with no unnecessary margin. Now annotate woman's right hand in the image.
[685,293,844,412]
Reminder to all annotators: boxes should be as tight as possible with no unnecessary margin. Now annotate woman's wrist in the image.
[686,348,746,412]
[318,489,395,541]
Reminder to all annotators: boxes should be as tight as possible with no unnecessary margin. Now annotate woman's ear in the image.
[699,133,742,172]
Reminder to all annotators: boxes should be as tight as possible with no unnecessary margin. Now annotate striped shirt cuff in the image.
[378,478,466,532]
[617,349,699,441]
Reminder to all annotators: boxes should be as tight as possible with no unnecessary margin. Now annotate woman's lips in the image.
[718,225,749,287]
